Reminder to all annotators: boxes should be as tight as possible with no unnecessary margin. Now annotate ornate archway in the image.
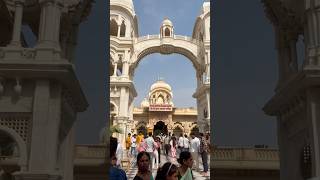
[173,123,184,136]
[0,126,27,171]
[153,121,168,136]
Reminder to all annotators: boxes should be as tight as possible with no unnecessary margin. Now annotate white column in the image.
[206,51,211,81]
[206,91,210,119]
[29,80,61,172]
[113,63,118,76]
[307,88,320,177]
[119,87,128,116]
[125,24,130,38]
[122,50,130,76]
[289,39,298,72]
[10,0,25,46]
[117,25,121,37]
[37,0,62,48]
[305,0,320,66]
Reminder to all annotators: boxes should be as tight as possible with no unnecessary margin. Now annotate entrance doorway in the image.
[153,121,168,136]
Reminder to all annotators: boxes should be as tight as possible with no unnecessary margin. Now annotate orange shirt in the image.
[125,136,131,149]
[136,134,144,145]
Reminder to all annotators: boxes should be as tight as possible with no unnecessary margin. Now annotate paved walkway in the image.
[125,152,210,180]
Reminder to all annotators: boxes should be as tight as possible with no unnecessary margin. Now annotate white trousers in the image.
[191,152,199,170]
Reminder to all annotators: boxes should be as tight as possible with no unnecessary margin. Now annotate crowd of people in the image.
[110,131,211,180]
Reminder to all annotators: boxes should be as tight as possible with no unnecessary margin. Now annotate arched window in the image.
[165,28,170,37]
[120,21,126,37]
[110,19,118,36]
[0,131,18,157]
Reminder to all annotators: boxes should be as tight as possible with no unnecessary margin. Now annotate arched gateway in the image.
[110,0,210,146]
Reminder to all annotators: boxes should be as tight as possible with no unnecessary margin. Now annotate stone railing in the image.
[137,35,160,42]
[74,145,106,159]
[136,34,199,44]
[0,155,18,160]
[0,46,63,62]
[213,147,279,161]
[110,75,132,81]
[0,47,36,60]
[0,155,19,166]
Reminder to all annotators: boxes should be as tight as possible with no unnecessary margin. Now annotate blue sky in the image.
[132,0,206,107]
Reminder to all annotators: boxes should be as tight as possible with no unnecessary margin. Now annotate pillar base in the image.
[7,41,22,47]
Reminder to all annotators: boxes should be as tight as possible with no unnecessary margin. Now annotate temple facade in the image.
[132,80,199,137]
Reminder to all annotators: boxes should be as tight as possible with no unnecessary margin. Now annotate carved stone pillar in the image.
[305,0,320,67]
[10,0,25,47]
[275,28,296,87]
[117,25,121,37]
[37,0,63,49]
[113,62,118,76]
[122,50,130,76]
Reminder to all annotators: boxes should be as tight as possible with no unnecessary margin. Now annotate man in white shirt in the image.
[130,134,137,167]
[190,133,200,171]
[183,134,190,152]
[145,132,155,169]
[178,133,184,156]
[115,140,123,168]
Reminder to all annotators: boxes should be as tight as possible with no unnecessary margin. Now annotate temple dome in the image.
[162,18,173,26]
[150,79,172,92]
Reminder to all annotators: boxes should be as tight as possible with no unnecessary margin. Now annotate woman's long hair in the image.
[171,136,176,147]
[155,162,177,180]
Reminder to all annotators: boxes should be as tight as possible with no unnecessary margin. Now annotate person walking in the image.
[156,136,161,164]
[126,133,132,157]
[164,133,171,160]
[169,136,177,163]
[116,139,124,168]
[182,134,190,152]
[136,131,144,146]
[131,134,138,167]
[178,134,184,156]
[199,133,209,176]
[189,133,200,171]
[153,137,161,169]
[145,132,155,170]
